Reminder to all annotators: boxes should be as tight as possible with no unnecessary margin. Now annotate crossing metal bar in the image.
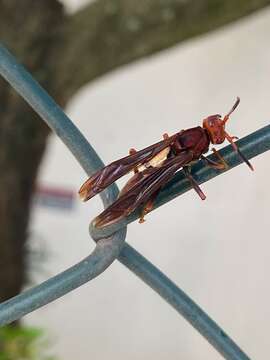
[0,44,127,324]
[0,44,267,359]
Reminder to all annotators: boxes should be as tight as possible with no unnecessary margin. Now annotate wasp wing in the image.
[93,150,193,228]
[79,133,180,201]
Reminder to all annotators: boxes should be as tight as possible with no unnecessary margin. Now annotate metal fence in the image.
[0,44,269,360]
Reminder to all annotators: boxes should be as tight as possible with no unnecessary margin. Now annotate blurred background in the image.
[0,0,270,359]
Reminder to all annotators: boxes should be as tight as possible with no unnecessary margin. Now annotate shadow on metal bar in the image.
[1,44,268,359]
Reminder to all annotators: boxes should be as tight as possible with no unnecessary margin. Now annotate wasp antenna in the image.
[222,97,240,125]
[230,97,240,114]
[225,132,254,171]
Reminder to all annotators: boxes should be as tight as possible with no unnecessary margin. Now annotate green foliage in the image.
[0,325,58,360]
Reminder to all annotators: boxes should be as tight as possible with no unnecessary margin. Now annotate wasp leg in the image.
[129,148,139,173]
[139,189,160,224]
[129,148,137,155]
[211,147,229,169]
[201,153,227,170]
[224,134,254,171]
[163,133,169,140]
[183,166,206,200]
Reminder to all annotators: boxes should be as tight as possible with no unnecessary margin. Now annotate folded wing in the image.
[94,150,193,227]
[79,133,180,201]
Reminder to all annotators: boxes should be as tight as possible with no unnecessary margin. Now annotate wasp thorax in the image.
[203,114,226,145]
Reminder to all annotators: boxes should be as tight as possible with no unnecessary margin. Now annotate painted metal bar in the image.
[119,244,250,360]
[90,125,270,240]
[0,44,126,324]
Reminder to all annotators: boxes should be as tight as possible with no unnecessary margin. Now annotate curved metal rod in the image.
[90,125,270,240]
[0,44,126,325]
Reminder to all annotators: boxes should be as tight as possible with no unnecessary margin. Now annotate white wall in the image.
[26,3,270,359]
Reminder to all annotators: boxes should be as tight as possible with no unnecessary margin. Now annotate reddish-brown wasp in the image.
[79,98,253,228]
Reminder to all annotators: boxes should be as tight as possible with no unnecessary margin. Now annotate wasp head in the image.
[202,97,253,171]
[203,114,226,144]
[203,97,240,145]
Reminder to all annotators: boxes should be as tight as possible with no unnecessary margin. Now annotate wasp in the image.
[79,98,253,228]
